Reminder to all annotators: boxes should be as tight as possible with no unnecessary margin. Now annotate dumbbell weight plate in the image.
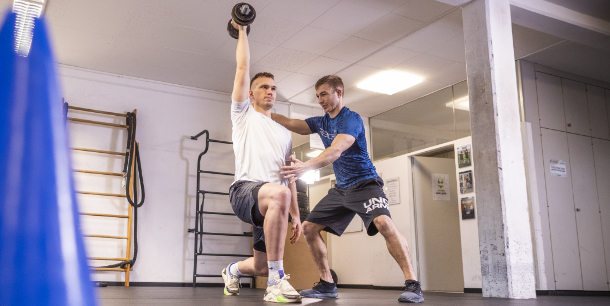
[227,20,250,39]
[231,2,256,26]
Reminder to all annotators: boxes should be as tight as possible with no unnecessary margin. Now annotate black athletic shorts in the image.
[305,177,391,236]
[229,180,267,253]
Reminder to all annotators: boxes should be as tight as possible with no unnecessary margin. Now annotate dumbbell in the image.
[227,3,256,39]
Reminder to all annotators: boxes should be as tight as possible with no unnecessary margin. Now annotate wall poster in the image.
[457,144,472,168]
[459,170,474,194]
[549,159,567,177]
[461,197,476,219]
[431,173,450,201]
[310,133,324,150]
[384,177,400,205]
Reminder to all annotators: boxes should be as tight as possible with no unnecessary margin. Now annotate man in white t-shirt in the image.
[221,21,302,303]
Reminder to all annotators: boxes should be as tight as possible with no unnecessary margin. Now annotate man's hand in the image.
[280,156,310,184]
[290,217,302,244]
[231,20,247,32]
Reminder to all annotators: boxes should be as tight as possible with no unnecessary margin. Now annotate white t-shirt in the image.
[231,98,292,186]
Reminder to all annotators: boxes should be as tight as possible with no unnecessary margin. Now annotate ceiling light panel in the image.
[357,71,423,95]
[13,0,45,56]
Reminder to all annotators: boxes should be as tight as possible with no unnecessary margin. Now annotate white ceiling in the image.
[0,0,607,117]
[544,0,610,23]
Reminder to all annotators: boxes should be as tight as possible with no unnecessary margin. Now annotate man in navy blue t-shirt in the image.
[271,75,423,303]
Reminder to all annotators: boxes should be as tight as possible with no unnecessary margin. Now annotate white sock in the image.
[229,262,243,277]
[267,260,284,284]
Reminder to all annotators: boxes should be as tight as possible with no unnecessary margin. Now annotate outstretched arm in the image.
[280,134,355,183]
[270,113,313,135]
[231,22,250,103]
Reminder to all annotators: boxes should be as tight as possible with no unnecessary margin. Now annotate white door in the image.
[536,72,566,131]
[541,128,582,290]
[562,79,591,136]
[593,138,610,291]
[606,90,610,133]
[567,134,608,290]
[586,85,609,140]
[412,156,464,292]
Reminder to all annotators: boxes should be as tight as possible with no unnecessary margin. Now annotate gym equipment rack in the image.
[66,104,139,286]
[189,129,254,287]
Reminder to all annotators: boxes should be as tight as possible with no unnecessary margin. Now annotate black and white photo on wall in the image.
[459,170,474,194]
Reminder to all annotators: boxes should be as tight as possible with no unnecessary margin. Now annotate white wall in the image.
[61,65,253,283]
[452,137,482,289]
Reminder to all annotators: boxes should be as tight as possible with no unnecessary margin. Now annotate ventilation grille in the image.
[13,0,45,56]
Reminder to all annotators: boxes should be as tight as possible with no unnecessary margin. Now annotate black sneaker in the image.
[398,280,424,303]
[300,279,338,298]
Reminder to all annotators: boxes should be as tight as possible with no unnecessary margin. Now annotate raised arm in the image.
[270,113,313,135]
[231,22,250,103]
[280,134,355,183]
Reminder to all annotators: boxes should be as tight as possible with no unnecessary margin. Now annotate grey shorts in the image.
[229,180,267,252]
[306,177,391,236]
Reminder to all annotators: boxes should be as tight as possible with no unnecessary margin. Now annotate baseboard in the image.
[337,284,403,290]
[536,290,610,296]
[463,288,610,296]
[337,284,374,290]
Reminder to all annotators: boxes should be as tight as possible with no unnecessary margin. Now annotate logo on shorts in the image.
[363,197,389,214]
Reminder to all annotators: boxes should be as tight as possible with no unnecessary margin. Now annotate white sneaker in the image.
[264,274,301,303]
[222,263,240,295]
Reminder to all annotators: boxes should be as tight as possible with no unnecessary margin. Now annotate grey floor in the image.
[98,287,610,305]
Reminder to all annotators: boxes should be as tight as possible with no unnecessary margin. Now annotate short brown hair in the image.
[251,72,274,88]
[315,75,344,95]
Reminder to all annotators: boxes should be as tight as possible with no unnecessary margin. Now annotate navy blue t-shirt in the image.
[305,107,378,188]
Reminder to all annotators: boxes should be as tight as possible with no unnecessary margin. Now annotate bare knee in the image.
[269,185,290,211]
[303,221,322,239]
[259,184,291,215]
[374,215,395,236]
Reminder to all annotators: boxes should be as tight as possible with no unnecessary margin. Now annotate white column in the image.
[462,0,536,299]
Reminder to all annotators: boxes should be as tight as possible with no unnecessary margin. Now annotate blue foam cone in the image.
[0,11,98,306]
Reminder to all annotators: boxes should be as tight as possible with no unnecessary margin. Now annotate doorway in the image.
[411,152,464,292]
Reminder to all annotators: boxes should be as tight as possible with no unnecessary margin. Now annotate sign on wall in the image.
[549,159,567,177]
[385,177,400,205]
[432,173,450,201]
[310,133,324,150]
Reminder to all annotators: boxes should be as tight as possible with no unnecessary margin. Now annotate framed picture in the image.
[459,170,474,194]
[461,197,475,220]
[457,144,472,168]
